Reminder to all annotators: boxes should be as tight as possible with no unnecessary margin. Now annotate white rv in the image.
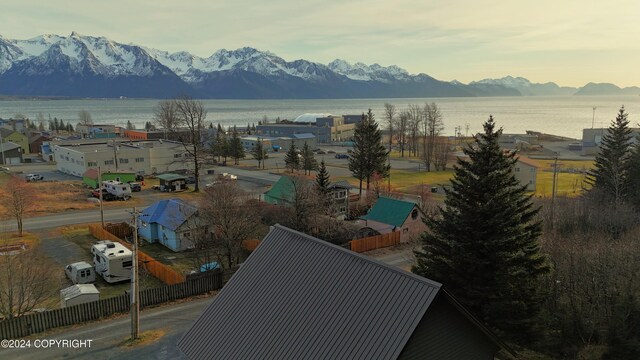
[102,180,132,200]
[91,240,133,283]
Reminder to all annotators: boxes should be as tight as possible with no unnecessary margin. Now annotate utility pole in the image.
[592,107,597,129]
[550,152,559,227]
[98,166,104,228]
[130,207,140,340]
[0,129,5,165]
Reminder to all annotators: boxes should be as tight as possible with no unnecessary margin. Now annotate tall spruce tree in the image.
[251,138,267,169]
[627,133,640,210]
[413,116,549,343]
[348,109,390,196]
[585,106,633,206]
[229,128,244,165]
[301,142,317,175]
[284,141,300,173]
[315,159,335,215]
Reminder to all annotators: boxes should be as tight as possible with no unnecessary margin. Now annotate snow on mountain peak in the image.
[328,59,409,82]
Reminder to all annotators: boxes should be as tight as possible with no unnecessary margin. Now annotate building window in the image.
[339,206,347,213]
[174,154,182,158]
[411,209,418,220]
[135,158,145,163]
[122,260,133,268]
[104,160,114,165]
[119,158,129,164]
[88,161,97,167]
[515,167,520,172]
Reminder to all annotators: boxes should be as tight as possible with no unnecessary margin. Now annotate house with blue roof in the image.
[137,198,201,252]
[359,197,426,242]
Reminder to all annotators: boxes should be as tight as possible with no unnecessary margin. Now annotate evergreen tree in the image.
[413,116,549,343]
[585,106,633,206]
[251,138,267,169]
[301,142,317,175]
[315,159,334,215]
[229,128,244,165]
[126,120,135,130]
[48,120,54,131]
[37,122,45,132]
[58,119,66,132]
[246,123,251,135]
[348,109,390,196]
[627,133,640,210]
[208,122,213,129]
[53,118,59,133]
[284,141,300,173]
[66,123,74,132]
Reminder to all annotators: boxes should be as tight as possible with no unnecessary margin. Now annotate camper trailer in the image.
[65,261,96,284]
[91,240,133,283]
[102,180,132,200]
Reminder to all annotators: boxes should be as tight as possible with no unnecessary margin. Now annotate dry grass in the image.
[0,232,40,249]
[120,329,166,348]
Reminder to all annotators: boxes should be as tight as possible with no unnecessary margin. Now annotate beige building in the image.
[54,139,193,177]
[514,157,538,192]
[582,127,640,156]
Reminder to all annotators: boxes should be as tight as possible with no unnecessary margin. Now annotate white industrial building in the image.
[53,139,194,177]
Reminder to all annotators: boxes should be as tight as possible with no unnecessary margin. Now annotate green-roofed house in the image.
[264,176,352,218]
[157,173,187,192]
[359,196,426,242]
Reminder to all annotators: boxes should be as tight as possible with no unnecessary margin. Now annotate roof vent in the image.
[106,243,116,248]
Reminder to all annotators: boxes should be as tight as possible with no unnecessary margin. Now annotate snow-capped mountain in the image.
[470,76,576,96]
[327,59,411,83]
[0,32,514,99]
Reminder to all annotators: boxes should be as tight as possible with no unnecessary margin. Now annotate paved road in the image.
[0,208,135,233]
[0,296,215,360]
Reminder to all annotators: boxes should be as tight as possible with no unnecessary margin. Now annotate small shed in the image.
[60,284,100,308]
[157,173,187,192]
[83,169,136,188]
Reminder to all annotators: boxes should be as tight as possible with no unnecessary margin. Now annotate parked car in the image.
[335,154,350,159]
[316,150,326,154]
[25,174,44,182]
[129,182,142,192]
[135,174,144,182]
[90,189,117,201]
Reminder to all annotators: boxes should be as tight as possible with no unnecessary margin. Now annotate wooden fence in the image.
[0,271,222,339]
[349,231,401,253]
[88,224,185,285]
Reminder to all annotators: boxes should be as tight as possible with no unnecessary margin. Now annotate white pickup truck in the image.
[25,174,44,182]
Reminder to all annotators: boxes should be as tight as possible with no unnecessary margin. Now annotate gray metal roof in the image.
[178,224,442,360]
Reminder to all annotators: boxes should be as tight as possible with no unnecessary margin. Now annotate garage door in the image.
[6,157,21,164]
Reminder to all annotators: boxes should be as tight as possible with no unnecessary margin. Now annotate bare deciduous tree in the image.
[78,110,93,126]
[0,177,35,237]
[198,182,261,269]
[422,102,444,172]
[0,246,57,319]
[157,97,209,192]
[383,103,396,152]
[407,104,423,157]
[153,100,180,134]
[397,111,409,157]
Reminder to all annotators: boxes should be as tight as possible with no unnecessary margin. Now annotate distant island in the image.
[0,33,638,99]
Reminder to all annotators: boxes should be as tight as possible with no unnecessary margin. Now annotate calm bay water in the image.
[1,96,639,139]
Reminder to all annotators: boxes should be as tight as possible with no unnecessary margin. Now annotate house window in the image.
[104,160,114,165]
[135,157,145,163]
[411,209,418,220]
[515,167,520,172]
[122,260,133,268]
[119,158,129,164]
[339,206,347,213]
[334,190,346,199]
[174,154,182,158]
[88,161,97,167]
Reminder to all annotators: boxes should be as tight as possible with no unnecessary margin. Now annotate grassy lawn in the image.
[334,157,594,198]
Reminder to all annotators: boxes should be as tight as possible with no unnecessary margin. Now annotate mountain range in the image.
[0,33,637,99]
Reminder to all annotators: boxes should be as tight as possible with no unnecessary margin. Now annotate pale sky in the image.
[2,0,640,87]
